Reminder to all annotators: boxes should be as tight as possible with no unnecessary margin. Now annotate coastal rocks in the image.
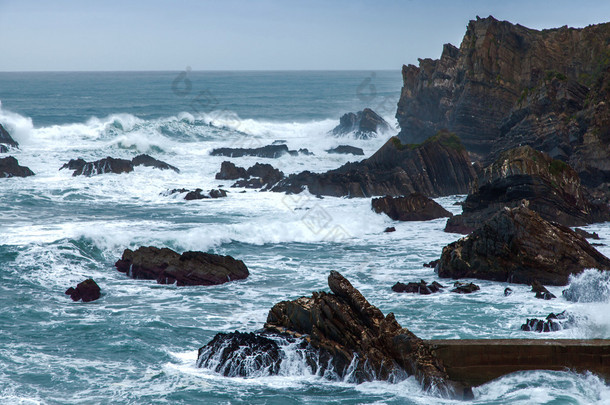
[215,161,248,180]
[164,188,227,200]
[132,154,180,173]
[197,332,282,377]
[0,156,34,178]
[438,205,610,286]
[115,246,249,286]
[272,132,476,198]
[445,146,610,234]
[531,280,556,300]
[210,144,304,158]
[332,108,390,139]
[65,279,101,302]
[0,123,18,149]
[60,158,87,171]
[392,280,445,294]
[574,228,600,240]
[521,311,573,332]
[215,161,285,189]
[372,194,453,221]
[451,282,480,294]
[326,145,365,156]
[384,227,396,233]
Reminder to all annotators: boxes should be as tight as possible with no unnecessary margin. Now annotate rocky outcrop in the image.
[215,161,248,180]
[215,161,285,189]
[574,228,600,240]
[60,158,87,171]
[531,280,556,300]
[0,123,18,149]
[164,188,227,200]
[521,311,573,332]
[396,16,610,194]
[65,279,101,302]
[210,144,305,158]
[332,108,390,139]
[392,280,445,294]
[372,193,453,221]
[0,156,34,178]
[132,154,180,173]
[445,146,610,233]
[271,131,476,198]
[197,271,471,398]
[451,282,480,294]
[115,246,249,286]
[438,205,610,285]
[326,145,365,156]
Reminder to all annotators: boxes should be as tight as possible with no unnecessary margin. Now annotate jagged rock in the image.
[438,205,610,286]
[332,108,390,139]
[395,16,610,195]
[423,259,440,268]
[521,311,573,332]
[504,287,513,296]
[115,246,249,286]
[197,332,282,376]
[215,161,248,180]
[445,146,610,234]
[0,156,34,178]
[531,280,556,300]
[0,123,18,148]
[60,158,87,171]
[65,279,101,302]
[210,144,302,158]
[326,145,365,156]
[392,280,445,294]
[574,228,601,240]
[272,132,476,198]
[384,227,396,233]
[132,154,180,173]
[72,157,134,176]
[0,145,7,153]
[451,282,480,294]
[245,163,284,187]
[164,188,227,200]
[372,194,453,221]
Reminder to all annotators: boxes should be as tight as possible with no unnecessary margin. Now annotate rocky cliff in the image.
[396,16,610,191]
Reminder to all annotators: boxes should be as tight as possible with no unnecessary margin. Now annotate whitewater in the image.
[0,71,609,404]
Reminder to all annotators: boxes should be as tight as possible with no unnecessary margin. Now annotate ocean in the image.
[1,70,609,404]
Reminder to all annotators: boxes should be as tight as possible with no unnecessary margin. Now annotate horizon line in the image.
[0,68,401,74]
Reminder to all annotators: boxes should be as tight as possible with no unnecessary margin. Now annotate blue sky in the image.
[1,0,610,71]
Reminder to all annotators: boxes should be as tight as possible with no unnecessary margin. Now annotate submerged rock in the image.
[332,108,390,139]
[392,280,445,294]
[445,146,610,234]
[372,194,453,221]
[132,154,180,173]
[72,157,134,176]
[0,123,18,149]
[65,279,101,302]
[115,246,249,286]
[210,144,304,159]
[197,271,471,398]
[521,311,573,332]
[451,282,480,294]
[272,131,476,198]
[0,156,34,178]
[438,205,610,286]
[531,280,556,300]
[326,145,365,155]
[165,188,227,200]
[384,227,396,233]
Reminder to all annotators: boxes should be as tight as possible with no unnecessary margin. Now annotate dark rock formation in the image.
[0,123,18,149]
[0,156,34,178]
[165,188,228,200]
[392,280,445,294]
[115,246,249,286]
[210,144,304,158]
[72,157,134,176]
[215,161,248,180]
[384,227,396,233]
[504,287,513,296]
[451,282,480,294]
[132,154,180,173]
[197,332,282,376]
[372,194,453,221]
[65,279,101,302]
[396,16,610,195]
[445,146,610,234]
[272,132,476,198]
[574,228,601,240]
[531,280,556,300]
[438,205,610,285]
[60,158,87,171]
[332,108,390,139]
[0,145,7,153]
[326,145,365,156]
[424,259,440,268]
[521,311,573,332]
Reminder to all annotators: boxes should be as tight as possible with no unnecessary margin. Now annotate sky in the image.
[1,0,610,71]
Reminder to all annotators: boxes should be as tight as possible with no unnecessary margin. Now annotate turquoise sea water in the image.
[1,71,609,404]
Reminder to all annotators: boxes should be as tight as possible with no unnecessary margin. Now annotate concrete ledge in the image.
[426,339,610,387]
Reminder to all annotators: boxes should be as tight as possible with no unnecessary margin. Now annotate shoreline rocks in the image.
[65,279,101,302]
[372,194,453,221]
[164,188,227,200]
[62,154,179,176]
[215,161,284,189]
[0,156,34,178]
[392,280,445,294]
[115,246,249,286]
[210,144,306,159]
[332,108,390,139]
[0,123,19,149]
[438,205,610,286]
[326,145,365,156]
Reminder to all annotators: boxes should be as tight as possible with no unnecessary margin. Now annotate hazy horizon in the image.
[2,0,610,72]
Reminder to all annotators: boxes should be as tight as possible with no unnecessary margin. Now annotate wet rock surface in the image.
[438,205,610,286]
[272,132,476,198]
[215,161,248,180]
[451,282,480,294]
[115,246,249,286]
[521,311,573,332]
[332,108,390,139]
[132,154,180,172]
[372,194,453,221]
[64,155,179,176]
[210,144,304,158]
[65,279,101,302]
[326,145,365,155]
[164,188,227,200]
[0,123,18,149]
[215,161,285,189]
[0,156,34,178]
[392,280,445,294]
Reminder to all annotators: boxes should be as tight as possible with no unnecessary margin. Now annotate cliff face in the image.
[396,16,610,188]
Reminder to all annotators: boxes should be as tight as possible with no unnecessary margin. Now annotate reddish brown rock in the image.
[65,279,101,302]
